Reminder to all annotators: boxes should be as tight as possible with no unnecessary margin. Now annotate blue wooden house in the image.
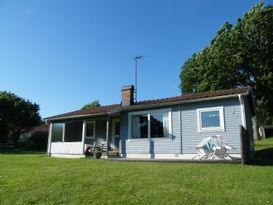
[45,85,255,161]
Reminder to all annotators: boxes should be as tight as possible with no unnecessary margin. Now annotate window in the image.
[151,113,169,138]
[130,109,171,139]
[114,121,120,136]
[51,123,64,142]
[197,107,224,132]
[131,115,148,138]
[85,121,95,139]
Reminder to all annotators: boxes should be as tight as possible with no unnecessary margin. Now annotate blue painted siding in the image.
[120,96,244,156]
[120,112,128,155]
[181,98,242,154]
[126,139,150,154]
[121,111,150,154]
[149,107,180,154]
[120,108,181,155]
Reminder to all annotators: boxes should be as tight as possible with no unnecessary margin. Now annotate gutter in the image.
[123,92,249,111]
[45,112,109,122]
[45,89,250,122]
[45,107,123,122]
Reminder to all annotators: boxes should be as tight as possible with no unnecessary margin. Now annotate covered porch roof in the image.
[45,104,122,122]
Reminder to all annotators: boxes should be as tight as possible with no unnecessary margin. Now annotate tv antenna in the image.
[134,56,143,102]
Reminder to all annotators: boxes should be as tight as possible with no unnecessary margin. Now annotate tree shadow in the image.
[0,148,46,155]
[252,148,273,166]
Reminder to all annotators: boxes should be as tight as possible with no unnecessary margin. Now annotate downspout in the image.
[238,94,246,128]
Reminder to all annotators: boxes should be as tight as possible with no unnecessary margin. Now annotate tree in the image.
[0,91,41,145]
[180,3,273,128]
[81,100,101,110]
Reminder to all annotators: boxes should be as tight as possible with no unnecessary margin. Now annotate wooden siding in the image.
[120,112,128,155]
[120,97,243,156]
[120,107,181,155]
[126,139,150,154]
[181,98,242,154]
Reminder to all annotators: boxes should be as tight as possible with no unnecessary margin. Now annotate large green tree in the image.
[180,3,273,125]
[0,91,41,145]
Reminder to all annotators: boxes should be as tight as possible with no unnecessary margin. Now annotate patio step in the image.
[108,150,120,156]
[101,149,120,158]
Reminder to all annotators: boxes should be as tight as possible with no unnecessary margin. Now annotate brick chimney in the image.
[121,85,134,106]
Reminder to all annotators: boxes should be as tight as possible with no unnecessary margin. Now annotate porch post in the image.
[148,114,151,158]
[82,121,86,154]
[62,123,66,142]
[47,123,53,156]
[105,117,110,158]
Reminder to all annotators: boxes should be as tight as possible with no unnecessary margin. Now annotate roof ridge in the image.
[136,87,249,105]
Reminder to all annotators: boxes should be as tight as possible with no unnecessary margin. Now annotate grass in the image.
[0,140,273,205]
[254,137,273,165]
[255,137,273,150]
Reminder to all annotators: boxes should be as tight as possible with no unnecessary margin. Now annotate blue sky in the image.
[0,0,269,118]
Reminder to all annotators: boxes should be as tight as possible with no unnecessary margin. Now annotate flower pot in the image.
[93,148,102,159]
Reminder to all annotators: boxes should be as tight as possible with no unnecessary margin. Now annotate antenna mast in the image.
[134,56,143,102]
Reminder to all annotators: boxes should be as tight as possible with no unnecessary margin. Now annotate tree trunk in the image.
[252,115,260,140]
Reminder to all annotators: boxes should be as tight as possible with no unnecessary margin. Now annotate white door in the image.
[111,119,120,150]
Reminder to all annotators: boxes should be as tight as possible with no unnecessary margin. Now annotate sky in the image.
[0,0,271,118]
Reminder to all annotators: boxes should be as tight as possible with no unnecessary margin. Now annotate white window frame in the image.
[197,106,225,132]
[128,108,172,140]
[85,121,96,139]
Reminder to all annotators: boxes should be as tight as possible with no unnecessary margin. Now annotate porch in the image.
[47,117,120,158]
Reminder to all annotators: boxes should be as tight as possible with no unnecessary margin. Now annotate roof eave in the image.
[44,107,123,122]
[123,92,249,111]
[44,88,250,122]
[44,112,109,122]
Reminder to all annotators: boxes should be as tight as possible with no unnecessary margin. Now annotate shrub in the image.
[93,148,102,159]
[21,132,48,151]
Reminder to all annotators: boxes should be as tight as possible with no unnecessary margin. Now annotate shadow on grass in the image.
[1,148,272,166]
[0,148,46,155]
[252,148,273,166]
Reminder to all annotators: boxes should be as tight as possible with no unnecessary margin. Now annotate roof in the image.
[21,124,49,134]
[131,87,250,108]
[45,87,250,121]
[46,104,121,121]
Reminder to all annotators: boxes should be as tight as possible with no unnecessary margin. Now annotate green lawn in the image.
[1,140,273,205]
[255,137,273,150]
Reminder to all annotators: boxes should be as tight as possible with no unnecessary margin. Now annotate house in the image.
[20,124,49,141]
[19,124,49,150]
[45,85,255,161]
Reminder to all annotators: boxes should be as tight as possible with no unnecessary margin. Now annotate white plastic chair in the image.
[193,135,235,160]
